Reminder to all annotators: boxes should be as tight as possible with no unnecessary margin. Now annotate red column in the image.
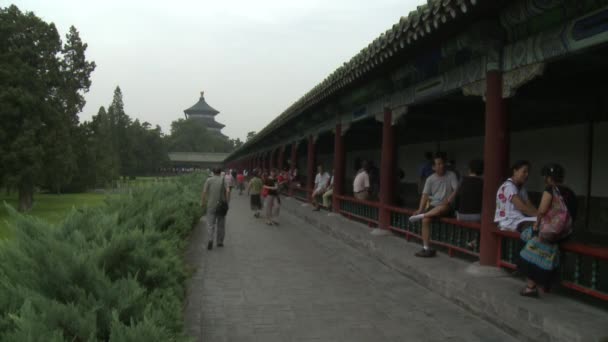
[306,135,316,202]
[379,108,396,230]
[480,70,509,266]
[289,143,297,197]
[332,121,345,212]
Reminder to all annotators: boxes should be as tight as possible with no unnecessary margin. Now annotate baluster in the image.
[591,259,598,289]
[574,254,581,284]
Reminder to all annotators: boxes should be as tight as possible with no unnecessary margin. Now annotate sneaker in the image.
[466,240,477,250]
[415,248,436,257]
[207,241,213,250]
[217,243,224,247]
[409,214,425,223]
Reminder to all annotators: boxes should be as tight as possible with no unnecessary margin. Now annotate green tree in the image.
[246,131,256,142]
[107,86,136,178]
[0,5,95,210]
[230,138,243,149]
[129,120,167,175]
[89,106,120,186]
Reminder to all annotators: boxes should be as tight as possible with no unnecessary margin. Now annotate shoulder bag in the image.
[215,177,229,216]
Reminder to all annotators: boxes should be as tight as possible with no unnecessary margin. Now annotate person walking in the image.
[263,170,281,225]
[201,168,230,250]
[247,170,264,218]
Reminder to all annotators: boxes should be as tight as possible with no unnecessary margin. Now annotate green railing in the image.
[496,231,608,301]
[388,206,481,258]
[336,195,379,226]
[291,186,310,202]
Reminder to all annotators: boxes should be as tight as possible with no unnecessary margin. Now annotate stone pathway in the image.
[184,196,517,342]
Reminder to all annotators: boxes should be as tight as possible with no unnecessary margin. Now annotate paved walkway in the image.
[184,196,517,342]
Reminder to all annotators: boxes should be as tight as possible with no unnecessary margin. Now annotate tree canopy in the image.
[0,5,95,209]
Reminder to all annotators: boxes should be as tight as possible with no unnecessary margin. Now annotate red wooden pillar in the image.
[289,143,297,197]
[332,121,345,212]
[480,70,509,266]
[306,135,316,202]
[379,108,396,230]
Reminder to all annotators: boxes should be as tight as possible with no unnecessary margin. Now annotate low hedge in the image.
[0,173,206,341]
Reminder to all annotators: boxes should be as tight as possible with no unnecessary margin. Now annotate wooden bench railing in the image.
[387,205,481,258]
[289,185,311,202]
[287,190,608,302]
[335,195,380,227]
[495,230,608,301]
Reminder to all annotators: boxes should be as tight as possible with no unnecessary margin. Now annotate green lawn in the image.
[0,192,109,239]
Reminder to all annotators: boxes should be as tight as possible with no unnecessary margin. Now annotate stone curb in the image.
[281,197,608,342]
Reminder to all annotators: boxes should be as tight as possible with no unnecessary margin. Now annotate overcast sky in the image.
[9,0,420,140]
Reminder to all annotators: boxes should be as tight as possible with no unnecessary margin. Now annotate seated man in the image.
[353,161,371,201]
[409,155,459,257]
[312,165,330,211]
[456,159,484,222]
[322,169,335,210]
[454,159,484,250]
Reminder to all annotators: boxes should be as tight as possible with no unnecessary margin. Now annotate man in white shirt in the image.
[322,170,335,209]
[311,165,331,211]
[353,161,370,201]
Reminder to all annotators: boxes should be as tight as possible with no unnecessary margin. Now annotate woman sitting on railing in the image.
[494,160,538,232]
[518,163,577,297]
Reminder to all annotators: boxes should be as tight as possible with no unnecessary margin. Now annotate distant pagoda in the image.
[184,91,226,136]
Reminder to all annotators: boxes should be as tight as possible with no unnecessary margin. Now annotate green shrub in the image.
[0,173,207,341]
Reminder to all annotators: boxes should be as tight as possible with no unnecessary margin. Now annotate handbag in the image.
[215,178,229,216]
[539,186,572,243]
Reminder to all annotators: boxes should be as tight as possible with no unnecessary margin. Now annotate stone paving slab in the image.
[183,195,519,342]
[280,198,608,342]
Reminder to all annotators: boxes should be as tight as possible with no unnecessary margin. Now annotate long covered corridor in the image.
[184,195,517,342]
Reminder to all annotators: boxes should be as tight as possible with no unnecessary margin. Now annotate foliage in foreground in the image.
[0,173,206,341]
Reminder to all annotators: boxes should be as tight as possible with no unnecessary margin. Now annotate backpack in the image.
[215,178,229,217]
[539,186,572,242]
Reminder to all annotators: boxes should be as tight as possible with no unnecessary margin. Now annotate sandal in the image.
[519,286,539,298]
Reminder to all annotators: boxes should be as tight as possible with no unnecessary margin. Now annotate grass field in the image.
[0,192,109,239]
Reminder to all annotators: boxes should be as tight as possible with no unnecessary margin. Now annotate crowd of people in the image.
[202,153,576,298]
[406,153,576,298]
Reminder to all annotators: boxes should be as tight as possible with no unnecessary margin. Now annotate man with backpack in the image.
[201,168,230,250]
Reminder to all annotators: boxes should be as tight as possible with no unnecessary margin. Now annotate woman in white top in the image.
[494,160,538,231]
